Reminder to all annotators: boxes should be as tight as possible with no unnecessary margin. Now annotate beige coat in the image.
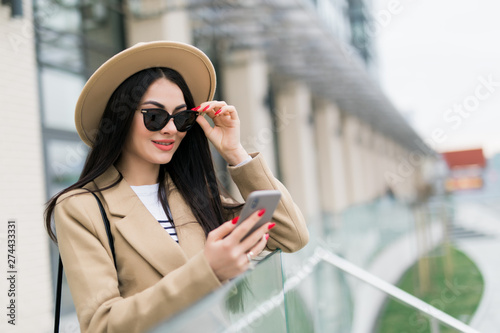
[55,153,309,333]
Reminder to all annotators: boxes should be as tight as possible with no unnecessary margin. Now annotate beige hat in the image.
[75,41,217,147]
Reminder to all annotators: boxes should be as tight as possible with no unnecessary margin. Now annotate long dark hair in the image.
[45,67,239,242]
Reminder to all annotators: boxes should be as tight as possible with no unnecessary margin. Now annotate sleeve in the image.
[226,152,309,253]
[54,191,221,333]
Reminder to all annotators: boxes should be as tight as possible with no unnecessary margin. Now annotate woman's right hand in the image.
[204,210,274,281]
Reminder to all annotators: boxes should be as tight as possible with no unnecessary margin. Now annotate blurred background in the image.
[0,0,498,332]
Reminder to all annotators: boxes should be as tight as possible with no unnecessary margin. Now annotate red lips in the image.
[152,140,174,151]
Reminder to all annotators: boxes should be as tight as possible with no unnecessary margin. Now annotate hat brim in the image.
[75,41,216,147]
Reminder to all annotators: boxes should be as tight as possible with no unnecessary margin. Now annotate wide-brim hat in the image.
[75,41,217,147]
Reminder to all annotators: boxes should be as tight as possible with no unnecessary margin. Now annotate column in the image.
[358,122,376,202]
[314,100,349,213]
[126,1,192,45]
[371,131,388,198]
[221,50,276,200]
[276,81,320,222]
[342,116,365,205]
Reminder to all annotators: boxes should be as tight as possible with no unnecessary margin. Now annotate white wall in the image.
[0,2,53,332]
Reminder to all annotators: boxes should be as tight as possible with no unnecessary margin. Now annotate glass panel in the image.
[36,0,82,34]
[282,243,353,332]
[329,197,417,269]
[151,251,287,333]
[85,46,117,75]
[282,240,475,333]
[45,139,88,196]
[41,67,86,131]
[81,0,124,73]
[37,30,84,73]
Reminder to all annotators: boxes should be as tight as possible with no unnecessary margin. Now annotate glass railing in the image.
[328,196,419,269]
[151,237,478,333]
[150,250,287,333]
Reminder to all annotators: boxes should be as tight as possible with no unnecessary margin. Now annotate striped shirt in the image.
[130,183,178,243]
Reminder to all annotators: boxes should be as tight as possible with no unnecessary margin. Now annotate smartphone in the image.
[236,190,282,239]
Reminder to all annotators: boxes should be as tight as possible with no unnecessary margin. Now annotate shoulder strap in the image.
[89,192,117,269]
[54,257,63,333]
[54,191,116,332]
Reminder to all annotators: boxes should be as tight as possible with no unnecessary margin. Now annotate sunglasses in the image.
[140,108,199,132]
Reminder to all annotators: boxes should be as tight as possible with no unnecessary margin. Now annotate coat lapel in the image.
[167,186,207,259]
[93,166,206,276]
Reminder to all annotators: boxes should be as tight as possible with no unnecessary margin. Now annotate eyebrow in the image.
[141,101,187,113]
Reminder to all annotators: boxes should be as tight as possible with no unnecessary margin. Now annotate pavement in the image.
[453,202,500,333]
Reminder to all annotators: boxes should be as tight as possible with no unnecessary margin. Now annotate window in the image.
[34,0,125,322]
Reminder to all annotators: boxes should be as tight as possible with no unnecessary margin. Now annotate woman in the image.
[45,41,308,333]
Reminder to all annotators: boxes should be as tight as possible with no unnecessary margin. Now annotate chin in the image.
[152,154,174,165]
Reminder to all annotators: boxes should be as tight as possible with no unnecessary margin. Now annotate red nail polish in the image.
[193,106,201,111]
[268,223,276,230]
[203,105,210,111]
[258,209,266,217]
[265,234,269,240]
[214,110,221,116]
[232,216,239,224]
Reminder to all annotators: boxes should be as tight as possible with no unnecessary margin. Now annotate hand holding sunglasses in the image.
[193,101,250,166]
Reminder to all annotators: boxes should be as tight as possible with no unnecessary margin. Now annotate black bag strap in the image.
[89,192,117,268]
[54,192,116,333]
[54,257,63,333]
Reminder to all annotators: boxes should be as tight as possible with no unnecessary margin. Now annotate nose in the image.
[161,117,177,134]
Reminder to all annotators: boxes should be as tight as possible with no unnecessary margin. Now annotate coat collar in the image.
[91,165,207,275]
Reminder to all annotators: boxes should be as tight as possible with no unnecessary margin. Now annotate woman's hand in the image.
[194,101,249,166]
[203,209,275,282]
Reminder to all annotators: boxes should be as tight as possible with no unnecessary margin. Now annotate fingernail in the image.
[214,109,221,116]
[268,223,276,230]
[265,234,269,240]
[258,209,266,217]
[203,105,211,111]
[232,216,239,224]
[192,106,201,111]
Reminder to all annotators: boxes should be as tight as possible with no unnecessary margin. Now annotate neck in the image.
[115,156,160,186]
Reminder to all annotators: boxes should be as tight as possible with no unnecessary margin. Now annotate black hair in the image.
[45,67,240,242]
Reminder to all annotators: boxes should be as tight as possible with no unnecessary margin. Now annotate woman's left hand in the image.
[195,101,250,165]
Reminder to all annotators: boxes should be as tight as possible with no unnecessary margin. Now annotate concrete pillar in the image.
[276,81,320,222]
[391,143,413,200]
[222,50,275,172]
[358,122,376,202]
[221,50,276,200]
[383,137,401,196]
[0,2,53,331]
[126,3,192,45]
[314,100,349,213]
[372,131,388,198]
[342,116,365,206]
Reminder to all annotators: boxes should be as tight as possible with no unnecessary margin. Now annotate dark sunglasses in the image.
[140,108,199,132]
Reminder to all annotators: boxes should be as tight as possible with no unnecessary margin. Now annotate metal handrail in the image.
[317,247,480,333]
